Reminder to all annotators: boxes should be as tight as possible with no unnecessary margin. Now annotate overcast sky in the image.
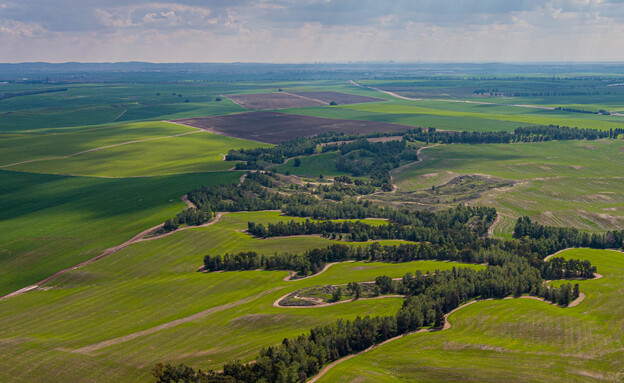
[1,0,623,63]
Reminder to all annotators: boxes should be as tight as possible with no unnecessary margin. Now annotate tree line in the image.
[224,125,621,177]
[156,252,586,383]
[403,125,621,145]
[514,216,624,250]
[165,173,496,233]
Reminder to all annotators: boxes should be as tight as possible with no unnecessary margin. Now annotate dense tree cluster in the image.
[226,125,620,176]
[157,253,587,383]
[248,205,495,242]
[171,172,496,232]
[313,179,375,201]
[541,257,596,279]
[329,138,418,183]
[163,172,284,232]
[514,216,624,250]
[554,106,610,115]
[403,125,620,145]
[225,131,405,165]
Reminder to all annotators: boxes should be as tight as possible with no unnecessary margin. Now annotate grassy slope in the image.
[7,130,270,177]
[274,151,348,178]
[392,139,624,233]
[0,83,247,133]
[0,121,197,166]
[0,170,239,296]
[0,211,484,383]
[317,249,624,382]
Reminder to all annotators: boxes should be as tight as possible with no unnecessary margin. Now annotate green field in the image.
[0,210,483,382]
[6,129,270,177]
[338,101,624,131]
[2,75,624,383]
[0,170,240,296]
[273,151,348,178]
[0,83,247,133]
[389,139,624,233]
[316,249,624,382]
[283,105,525,132]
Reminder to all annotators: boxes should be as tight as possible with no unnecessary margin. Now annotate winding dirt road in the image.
[282,261,355,282]
[387,144,440,191]
[308,288,598,382]
[273,293,403,309]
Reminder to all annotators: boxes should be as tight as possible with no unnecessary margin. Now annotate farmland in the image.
[315,249,624,382]
[4,126,270,177]
[224,91,386,110]
[171,111,415,144]
[0,209,484,382]
[388,139,624,233]
[1,65,624,383]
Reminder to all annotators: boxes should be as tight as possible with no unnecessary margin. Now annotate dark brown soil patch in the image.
[171,111,418,144]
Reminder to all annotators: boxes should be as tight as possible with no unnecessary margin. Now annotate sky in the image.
[1,0,623,63]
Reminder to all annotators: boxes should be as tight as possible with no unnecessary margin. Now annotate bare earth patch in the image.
[171,112,418,144]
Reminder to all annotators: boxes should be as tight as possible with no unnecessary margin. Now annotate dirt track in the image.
[181,194,196,209]
[0,130,200,169]
[308,288,597,382]
[273,293,403,309]
[73,287,284,354]
[488,213,501,237]
[351,80,557,110]
[388,144,440,191]
[545,248,624,262]
[0,204,231,302]
[282,261,355,282]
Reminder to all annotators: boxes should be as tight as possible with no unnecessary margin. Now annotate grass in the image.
[0,121,198,166]
[283,105,523,132]
[390,139,624,233]
[0,210,483,383]
[339,102,624,131]
[2,78,624,382]
[0,170,239,296]
[6,130,270,177]
[316,248,624,382]
[273,151,348,178]
[0,83,248,133]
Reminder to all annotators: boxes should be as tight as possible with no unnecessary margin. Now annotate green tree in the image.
[332,287,343,302]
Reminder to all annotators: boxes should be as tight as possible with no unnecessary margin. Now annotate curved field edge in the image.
[0,170,240,296]
[0,208,484,383]
[391,139,624,234]
[314,248,624,382]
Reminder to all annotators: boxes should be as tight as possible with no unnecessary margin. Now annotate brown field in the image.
[224,91,386,110]
[224,92,327,109]
[289,91,386,105]
[171,111,416,144]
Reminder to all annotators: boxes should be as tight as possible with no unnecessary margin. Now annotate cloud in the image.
[0,19,47,37]
[0,0,624,62]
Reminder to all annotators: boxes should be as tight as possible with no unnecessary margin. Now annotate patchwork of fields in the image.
[2,76,624,382]
[171,111,416,144]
